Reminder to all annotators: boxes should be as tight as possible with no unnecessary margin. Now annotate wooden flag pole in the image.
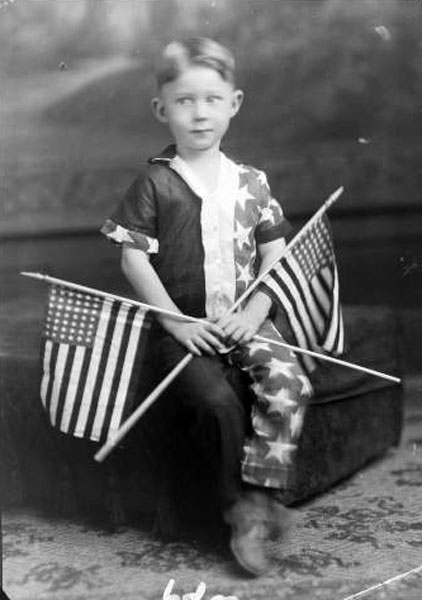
[20,272,197,325]
[93,187,346,461]
[22,197,403,465]
[254,335,401,384]
[20,271,197,462]
[25,188,346,462]
[21,270,401,384]
[94,354,193,462]
[229,185,344,314]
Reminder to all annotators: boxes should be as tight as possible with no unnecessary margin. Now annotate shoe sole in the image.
[229,535,269,577]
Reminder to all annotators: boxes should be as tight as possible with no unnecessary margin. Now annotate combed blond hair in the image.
[155,37,236,88]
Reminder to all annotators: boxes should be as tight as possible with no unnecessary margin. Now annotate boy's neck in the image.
[176,146,222,193]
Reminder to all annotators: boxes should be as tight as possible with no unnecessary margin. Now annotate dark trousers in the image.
[151,332,253,513]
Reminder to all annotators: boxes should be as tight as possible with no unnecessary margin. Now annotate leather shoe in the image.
[224,493,270,577]
[265,494,291,541]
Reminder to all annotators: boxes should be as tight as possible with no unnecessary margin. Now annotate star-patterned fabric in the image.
[101,145,291,318]
[102,145,310,489]
[233,164,287,303]
[101,220,159,254]
[230,319,313,489]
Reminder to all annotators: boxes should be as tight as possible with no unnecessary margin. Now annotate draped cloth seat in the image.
[1,305,403,523]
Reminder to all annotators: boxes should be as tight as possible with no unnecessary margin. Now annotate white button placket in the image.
[169,154,238,320]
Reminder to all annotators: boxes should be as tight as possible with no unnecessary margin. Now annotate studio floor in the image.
[2,378,422,600]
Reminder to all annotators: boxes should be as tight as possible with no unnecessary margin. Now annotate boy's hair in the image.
[155,37,236,88]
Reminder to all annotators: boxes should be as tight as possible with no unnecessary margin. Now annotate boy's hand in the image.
[163,319,227,356]
[217,311,260,346]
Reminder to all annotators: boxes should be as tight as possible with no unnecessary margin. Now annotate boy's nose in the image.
[193,100,208,120]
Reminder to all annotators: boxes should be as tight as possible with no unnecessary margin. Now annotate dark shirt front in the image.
[101,146,290,317]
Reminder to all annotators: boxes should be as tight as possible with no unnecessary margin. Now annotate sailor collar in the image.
[148,145,177,164]
[148,144,239,165]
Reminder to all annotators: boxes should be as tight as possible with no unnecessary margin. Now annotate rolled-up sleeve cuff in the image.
[101,219,159,254]
[255,220,292,244]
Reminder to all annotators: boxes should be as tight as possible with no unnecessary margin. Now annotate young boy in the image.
[101,37,312,576]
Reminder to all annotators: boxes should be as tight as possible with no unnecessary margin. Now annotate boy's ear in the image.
[231,89,244,117]
[151,97,168,123]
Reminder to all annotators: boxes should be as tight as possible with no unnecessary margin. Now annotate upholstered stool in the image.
[1,303,403,525]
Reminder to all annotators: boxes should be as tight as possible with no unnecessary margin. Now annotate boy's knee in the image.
[199,382,243,421]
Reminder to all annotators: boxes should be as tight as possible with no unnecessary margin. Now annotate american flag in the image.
[40,284,152,442]
[261,214,344,373]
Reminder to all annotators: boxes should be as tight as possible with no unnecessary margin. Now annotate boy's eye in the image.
[207,95,223,103]
[176,97,193,105]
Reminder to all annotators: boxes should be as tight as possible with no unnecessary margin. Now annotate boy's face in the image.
[152,66,243,158]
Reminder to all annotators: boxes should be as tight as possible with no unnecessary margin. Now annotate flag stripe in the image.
[119,309,153,423]
[67,346,93,436]
[280,264,319,349]
[50,344,69,426]
[99,304,139,441]
[265,271,314,350]
[44,339,59,416]
[307,278,327,329]
[338,310,344,350]
[285,257,324,337]
[54,344,77,430]
[90,302,130,440]
[84,300,121,440]
[310,277,330,315]
[59,345,86,433]
[263,277,316,372]
[262,214,344,374]
[40,338,53,409]
[323,268,342,351]
[319,267,332,297]
[74,299,114,437]
[284,259,319,334]
[294,255,327,326]
[39,284,153,442]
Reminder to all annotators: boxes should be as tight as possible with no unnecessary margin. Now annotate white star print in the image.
[266,388,297,415]
[237,184,254,211]
[236,262,253,287]
[264,435,296,463]
[260,206,274,223]
[234,222,252,250]
[251,413,272,438]
[298,375,313,396]
[256,170,268,187]
[267,358,296,380]
[246,340,272,357]
[290,407,305,436]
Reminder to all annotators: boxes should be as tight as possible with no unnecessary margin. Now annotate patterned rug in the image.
[3,380,422,600]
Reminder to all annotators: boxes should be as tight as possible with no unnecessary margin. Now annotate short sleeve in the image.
[100,173,159,254]
[255,170,291,244]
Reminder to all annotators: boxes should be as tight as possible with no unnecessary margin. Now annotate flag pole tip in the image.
[20,271,47,279]
[332,186,344,198]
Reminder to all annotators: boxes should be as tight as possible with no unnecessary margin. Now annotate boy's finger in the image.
[238,330,254,345]
[202,330,227,352]
[216,315,231,328]
[187,340,202,356]
[223,322,244,339]
[229,325,252,345]
[204,321,226,338]
[195,337,216,355]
